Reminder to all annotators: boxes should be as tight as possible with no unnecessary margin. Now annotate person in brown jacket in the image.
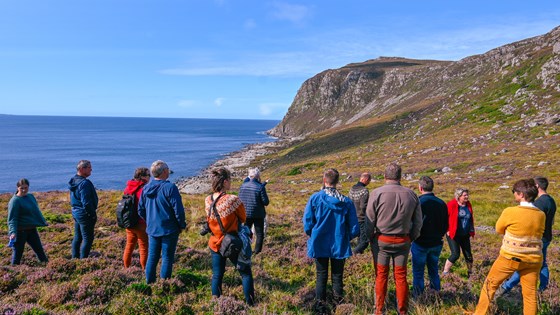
[366,163,422,315]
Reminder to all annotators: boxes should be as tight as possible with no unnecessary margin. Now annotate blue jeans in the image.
[411,242,443,293]
[502,239,550,292]
[211,249,255,305]
[145,232,179,284]
[72,217,96,259]
[11,228,48,265]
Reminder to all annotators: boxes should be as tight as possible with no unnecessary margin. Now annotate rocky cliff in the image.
[269,26,560,138]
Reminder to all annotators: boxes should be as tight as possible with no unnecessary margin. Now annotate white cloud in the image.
[214,97,225,107]
[259,102,289,117]
[270,2,312,25]
[178,100,197,108]
[244,19,257,30]
[159,20,560,78]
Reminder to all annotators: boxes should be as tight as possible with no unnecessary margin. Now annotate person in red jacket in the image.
[443,188,475,277]
[122,167,150,269]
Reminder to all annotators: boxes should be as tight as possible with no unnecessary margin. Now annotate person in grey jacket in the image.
[366,163,422,315]
[349,172,371,254]
[239,167,269,254]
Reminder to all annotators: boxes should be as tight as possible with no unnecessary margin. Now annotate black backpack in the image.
[116,186,142,228]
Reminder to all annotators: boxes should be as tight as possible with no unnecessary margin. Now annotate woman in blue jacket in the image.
[7,178,48,265]
[303,168,359,313]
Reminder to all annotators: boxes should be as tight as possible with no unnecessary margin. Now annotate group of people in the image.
[5,160,269,306]
[6,159,556,314]
[303,163,555,315]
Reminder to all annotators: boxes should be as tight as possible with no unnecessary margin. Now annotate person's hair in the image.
[133,167,150,180]
[513,178,538,202]
[17,178,30,187]
[76,160,91,171]
[419,176,434,192]
[248,167,260,179]
[360,172,371,181]
[384,163,401,181]
[150,160,169,178]
[534,176,549,191]
[454,188,469,200]
[323,168,339,186]
[211,167,231,192]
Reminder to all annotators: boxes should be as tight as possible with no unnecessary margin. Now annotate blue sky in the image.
[0,1,559,120]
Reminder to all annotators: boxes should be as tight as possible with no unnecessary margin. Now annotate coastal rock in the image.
[176,140,291,195]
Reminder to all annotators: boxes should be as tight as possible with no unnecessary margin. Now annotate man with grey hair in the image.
[239,167,269,254]
[68,160,98,258]
[138,160,186,284]
[366,163,422,315]
[349,172,372,254]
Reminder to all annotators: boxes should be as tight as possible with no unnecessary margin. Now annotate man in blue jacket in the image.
[239,167,269,254]
[68,160,98,259]
[303,168,359,313]
[138,160,187,284]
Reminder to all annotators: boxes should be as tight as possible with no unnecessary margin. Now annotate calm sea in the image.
[0,115,278,193]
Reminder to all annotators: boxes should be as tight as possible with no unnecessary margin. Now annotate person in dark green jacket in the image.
[7,178,48,265]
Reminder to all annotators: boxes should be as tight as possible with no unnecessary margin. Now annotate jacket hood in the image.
[319,188,348,213]
[68,175,86,191]
[143,180,165,198]
[126,179,146,192]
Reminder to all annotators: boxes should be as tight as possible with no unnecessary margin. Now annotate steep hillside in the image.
[269,26,560,138]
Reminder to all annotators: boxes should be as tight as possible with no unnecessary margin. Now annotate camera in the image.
[199,223,211,236]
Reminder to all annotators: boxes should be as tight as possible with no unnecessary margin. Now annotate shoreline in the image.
[175,138,292,194]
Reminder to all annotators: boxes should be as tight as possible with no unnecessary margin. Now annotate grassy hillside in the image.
[0,128,559,315]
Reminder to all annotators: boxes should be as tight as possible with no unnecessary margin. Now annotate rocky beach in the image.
[175,138,291,194]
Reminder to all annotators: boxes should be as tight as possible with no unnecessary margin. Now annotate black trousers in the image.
[315,257,345,303]
[353,220,369,253]
[446,234,473,264]
[245,217,265,254]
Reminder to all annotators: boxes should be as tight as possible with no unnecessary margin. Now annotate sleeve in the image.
[303,196,316,236]
[260,185,270,207]
[236,199,247,224]
[441,204,449,237]
[80,181,98,216]
[169,185,187,229]
[7,197,19,236]
[360,190,368,216]
[495,209,508,235]
[469,203,475,236]
[138,190,147,220]
[410,195,423,241]
[365,190,377,235]
[347,200,360,239]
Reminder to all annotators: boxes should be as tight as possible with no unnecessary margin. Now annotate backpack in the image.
[116,186,142,228]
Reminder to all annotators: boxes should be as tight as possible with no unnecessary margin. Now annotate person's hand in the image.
[446,231,450,236]
[9,234,15,240]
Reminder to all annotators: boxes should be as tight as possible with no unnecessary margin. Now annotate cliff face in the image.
[269,26,560,138]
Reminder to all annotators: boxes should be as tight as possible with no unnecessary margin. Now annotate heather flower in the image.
[213,296,248,315]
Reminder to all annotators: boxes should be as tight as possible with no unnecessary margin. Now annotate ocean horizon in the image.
[0,115,278,193]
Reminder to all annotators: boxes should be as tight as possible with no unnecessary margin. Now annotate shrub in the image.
[175,268,208,289]
[107,291,165,315]
[213,296,248,315]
